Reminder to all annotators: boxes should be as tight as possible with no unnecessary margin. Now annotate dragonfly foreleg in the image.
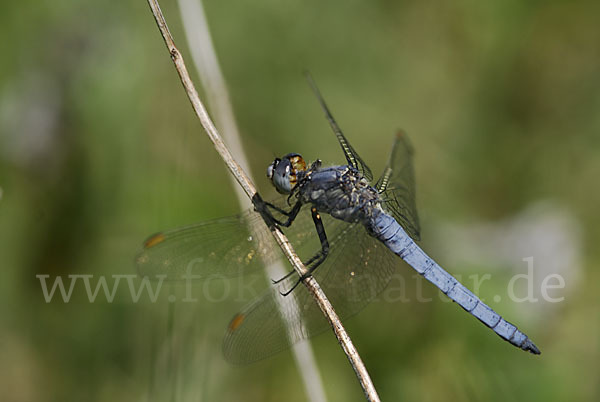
[263,201,293,216]
[252,194,302,228]
[266,200,302,227]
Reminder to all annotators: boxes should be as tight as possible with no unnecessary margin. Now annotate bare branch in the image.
[145,1,380,400]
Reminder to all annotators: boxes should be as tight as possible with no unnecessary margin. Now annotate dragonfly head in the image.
[266,153,307,194]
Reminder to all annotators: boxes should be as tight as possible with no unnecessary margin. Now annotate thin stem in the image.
[145,1,380,400]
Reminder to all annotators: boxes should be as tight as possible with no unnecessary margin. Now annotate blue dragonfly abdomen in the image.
[370,211,541,354]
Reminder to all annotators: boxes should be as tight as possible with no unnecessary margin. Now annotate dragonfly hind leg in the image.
[277,207,330,296]
[270,248,328,285]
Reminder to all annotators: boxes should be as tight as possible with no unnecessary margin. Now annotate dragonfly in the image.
[136,75,540,364]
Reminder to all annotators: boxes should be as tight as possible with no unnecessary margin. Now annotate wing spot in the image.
[228,313,245,332]
[144,233,166,249]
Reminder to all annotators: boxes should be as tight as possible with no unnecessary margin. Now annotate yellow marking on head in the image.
[144,233,166,249]
[288,155,307,187]
[228,313,245,332]
[289,155,307,172]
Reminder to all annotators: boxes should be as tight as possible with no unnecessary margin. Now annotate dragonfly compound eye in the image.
[269,154,304,194]
[271,158,292,194]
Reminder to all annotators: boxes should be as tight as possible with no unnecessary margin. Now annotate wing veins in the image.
[304,72,373,182]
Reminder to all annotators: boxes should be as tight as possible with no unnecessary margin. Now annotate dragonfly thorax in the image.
[296,165,382,224]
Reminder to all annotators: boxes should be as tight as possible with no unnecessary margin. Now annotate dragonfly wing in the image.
[376,131,421,241]
[135,196,319,280]
[305,72,373,182]
[136,212,272,280]
[223,218,399,363]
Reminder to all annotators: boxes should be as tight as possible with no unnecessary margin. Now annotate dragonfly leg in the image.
[279,207,330,296]
[263,201,293,216]
[266,201,302,227]
[272,249,329,285]
[304,207,330,271]
[252,194,302,228]
[271,269,296,285]
[272,248,327,285]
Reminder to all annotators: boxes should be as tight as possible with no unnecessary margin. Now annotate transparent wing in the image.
[223,216,399,364]
[305,72,373,182]
[136,194,401,364]
[135,197,318,280]
[376,131,421,241]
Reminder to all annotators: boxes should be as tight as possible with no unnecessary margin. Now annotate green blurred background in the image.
[1,0,599,401]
